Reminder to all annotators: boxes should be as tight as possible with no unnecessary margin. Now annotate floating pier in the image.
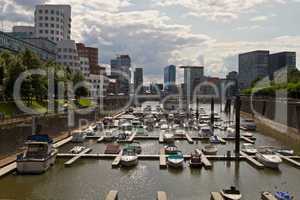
[159,148,167,169]
[159,133,164,143]
[53,136,73,148]
[128,133,136,142]
[278,154,300,168]
[185,133,194,144]
[240,151,264,169]
[261,192,277,200]
[219,137,227,144]
[105,190,118,200]
[210,192,224,200]
[97,136,104,143]
[111,150,123,168]
[0,162,16,178]
[64,148,92,166]
[157,191,167,200]
[241,136,255,144]
[195,149,212,169]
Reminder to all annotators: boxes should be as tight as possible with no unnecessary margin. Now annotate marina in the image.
[0,103,300,199]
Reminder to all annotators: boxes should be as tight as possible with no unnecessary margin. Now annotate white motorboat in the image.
[69,146,86,154]
[85,127,95,136]
[103,130,116,142]
[256,149,282,169]
[209,135,222,144]
[17,135,58,174]
[199,126,213,137]
[241,143,257,155]
[164,144,178,154]
[202,144,218,155]
[167,151,184,168]
[120,149,138,167]
[72,130,86,143]
[220,186,242,200]
[174,130,186,138]
[164,133,174,143]
[242,132,253,138]
[160,123,169,130]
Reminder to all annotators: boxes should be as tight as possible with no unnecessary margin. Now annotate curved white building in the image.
[34,4,71,43]
[56,40,79,72]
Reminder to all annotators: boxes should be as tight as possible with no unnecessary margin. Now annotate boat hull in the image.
[120,157,138,167]
[17,151,57,174]
[167,159,184,168]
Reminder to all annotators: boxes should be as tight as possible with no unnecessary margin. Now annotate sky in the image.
[1,0,300,84]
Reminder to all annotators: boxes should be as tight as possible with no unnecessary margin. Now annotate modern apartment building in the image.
[55,40,79,72]
[34,4,71,43]
[164,65,176,92]
[110,55,131,94]
[134,68,143,92]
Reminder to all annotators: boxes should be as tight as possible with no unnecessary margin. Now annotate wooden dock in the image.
[105,190,118,200]
[241,136,255,144]
[219,137,227,144]
[196,149,212,169]
[159,133,164,143]
[185,133,194,144]
[53,136,73,148]
[261,192,277,200]
[210,192,224,200]
[111,150,123,168]
[157,191,167,200]
[278,154,300,168]
[97,136,104,143]
[64,148,92,166]
[159,148,167,169]
[240,151,264,169]
[0,162,16,178]
[128,133,136,142]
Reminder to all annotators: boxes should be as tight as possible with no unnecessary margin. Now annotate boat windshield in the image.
[26,143,48,158]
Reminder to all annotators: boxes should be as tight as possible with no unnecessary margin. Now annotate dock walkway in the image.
[64,148,92,166]
[112,150,123,168]
[240,151,264,169]
[261,192,277,200]
[105,190,118,200]
[196,149,212,169]
[279,154,300,168]
[160,148,167,169]
[210,192,224,200]
[0,162,17,178]
[185,133,194,144]
[157,191,167,200]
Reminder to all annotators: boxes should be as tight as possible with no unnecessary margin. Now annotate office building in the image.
[164,65,176,92]
[12,26,35,38]
[55,40,79,72]
[269,52,296,80]
[180,66,204,97]
[34,4,71,43]
[134,68,143,92]
[110,55,131,94]
[238,50,269,89]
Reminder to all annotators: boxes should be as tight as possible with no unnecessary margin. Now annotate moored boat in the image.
[220,186,242,200]
[241,118,256,131]
[275,191,293,200]
[209,135,222,144]
[199,126,213,137]
[71,130,86,143]
[189,151,202,168]
[164,144,178,154]
[241,143,257,155]
[167,151,184,168]
[104,144,121,154]
[120,148,138,167]
[256,149,282,169]
[17,135,58,174]
[202,144,218,155]
[164,133,175,143]
[69,146,86,154]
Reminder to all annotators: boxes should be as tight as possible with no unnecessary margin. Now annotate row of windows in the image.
[39,23,63,29]
[57,48,77,53]
[38,16,64,23]
[38,9,64,16]
[58,61,79,67]
[39,29,63,36]
[57,55,79,60]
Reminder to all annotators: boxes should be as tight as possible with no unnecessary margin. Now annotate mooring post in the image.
[235,95,241,159]
[210,97,214,132]
[196,97,199,120]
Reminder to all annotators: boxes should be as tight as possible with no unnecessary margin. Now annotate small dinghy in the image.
[242,132,253,138]
[164,133,174,143]
[241,143,257,155]
[69,146,86,154]
[275,192,293,200]
[220,186,242,200]
[256,148,282,169]
[120,148,138,167]
[209,135,222,144]
[202,144,218,155]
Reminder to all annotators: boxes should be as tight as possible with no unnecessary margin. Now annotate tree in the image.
[72,71,89,98]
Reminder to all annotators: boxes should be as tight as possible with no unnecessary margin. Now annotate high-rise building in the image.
[164,65,176,92]
[269,52,296,80]
[110,55,131,94]
[79,57,90,78]
[76,43,99,66]
[134,68,143,93]
[34,5,71,43]
[238,50,269,89]
[181,66,204,97]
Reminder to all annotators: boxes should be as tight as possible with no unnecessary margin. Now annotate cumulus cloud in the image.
[250,15,269,22]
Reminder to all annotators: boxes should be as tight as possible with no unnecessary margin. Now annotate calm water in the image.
[1,103,299,199]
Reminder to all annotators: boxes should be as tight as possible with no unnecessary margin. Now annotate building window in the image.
[51,37,54,41]
[39,9,42,14]
[39,16,43,20]
[45,30,48,34]
[58,48,61,52]
[45,16,48,20]
[63,48,67,52]
[56,17,59,22]
[56,24,59,28]
[39,23,43,27]
[51,30,54,34]
[56,38,59,41]
[51,17,54,21]
[64,55,67,59]
[39,30,43,34]
[51,24,54,28]
[45,9,48,14]
[51,10,54,14]
[56,31,59,34]
[56,11,59,15]
[45,23,48,27]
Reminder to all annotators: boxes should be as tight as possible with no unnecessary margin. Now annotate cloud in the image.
[154,0,288,22]
[250,15,269,22]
